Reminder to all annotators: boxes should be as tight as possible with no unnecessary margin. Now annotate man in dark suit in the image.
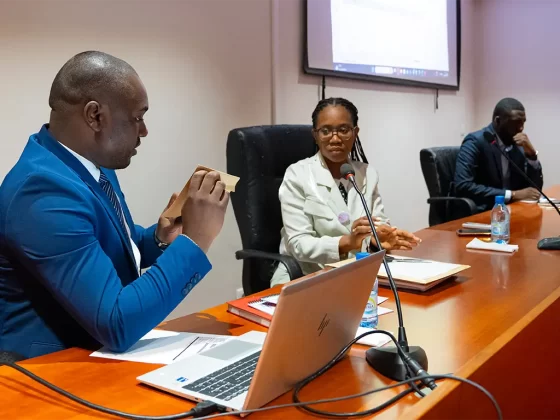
[0,51,229,359]
[454,97,543,213]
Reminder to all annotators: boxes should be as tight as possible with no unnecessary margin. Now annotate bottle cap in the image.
[356,252,370,260]
[495,195,505,205]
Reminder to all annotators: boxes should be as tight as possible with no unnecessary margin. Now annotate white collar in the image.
[59,142,101,182]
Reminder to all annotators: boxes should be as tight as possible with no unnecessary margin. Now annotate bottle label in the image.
[492,223,505,235]
[363,294,377,315]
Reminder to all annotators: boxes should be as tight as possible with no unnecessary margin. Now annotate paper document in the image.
[378,257,465,282]
[355,327,393,347]
[377,306,393,316]
[249,296,391,316]
[248,301,276,316]
[521,197,559,204]
[261,294,280,305]
[328,256,469,290]
[90,330,231,364]
[466,238,519,253]
[262,294,385,306]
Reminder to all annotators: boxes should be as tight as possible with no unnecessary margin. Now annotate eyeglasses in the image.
[314,125,355,141]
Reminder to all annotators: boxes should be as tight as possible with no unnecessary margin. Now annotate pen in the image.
[385,255,431,263]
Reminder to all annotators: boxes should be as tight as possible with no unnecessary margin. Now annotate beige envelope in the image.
[163,165,239,218]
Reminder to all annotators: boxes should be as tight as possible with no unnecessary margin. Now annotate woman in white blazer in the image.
[270,97,421,287]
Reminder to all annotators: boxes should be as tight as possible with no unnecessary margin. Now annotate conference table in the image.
[2,187,560,419]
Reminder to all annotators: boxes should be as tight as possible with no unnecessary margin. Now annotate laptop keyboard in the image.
[182,351,261,401]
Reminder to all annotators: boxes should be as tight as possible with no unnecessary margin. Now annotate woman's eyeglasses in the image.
[314,125,355,141]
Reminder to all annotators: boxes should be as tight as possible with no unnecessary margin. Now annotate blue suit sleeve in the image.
[454,136,506,200]
[134,224,163,269]
[5,173,211,353]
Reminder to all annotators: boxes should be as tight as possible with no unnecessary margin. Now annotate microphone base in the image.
[365,345,428,381]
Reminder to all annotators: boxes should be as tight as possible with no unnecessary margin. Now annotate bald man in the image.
[0,51,229,359]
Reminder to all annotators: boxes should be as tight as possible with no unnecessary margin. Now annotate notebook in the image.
[327,256,470,292]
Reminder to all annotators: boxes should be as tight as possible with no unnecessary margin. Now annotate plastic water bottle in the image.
[491,195,510,244]
[356,252,378,328]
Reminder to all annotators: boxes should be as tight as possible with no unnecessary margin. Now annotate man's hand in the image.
[512,187,540,201]
[513,133,537,157]
[155,193,182,245]
[375,226,421,251]
[181,170,230,253]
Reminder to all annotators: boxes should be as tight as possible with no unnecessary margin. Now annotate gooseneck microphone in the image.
[340,163,435,389]
[483,131,560,250]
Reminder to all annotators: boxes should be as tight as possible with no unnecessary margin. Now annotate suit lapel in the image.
[486,124,504,185]
[491,146,504,185]
[310,153,351,233]
[37,126,137,270]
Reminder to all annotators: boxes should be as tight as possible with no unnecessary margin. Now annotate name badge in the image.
[338,212,350,224]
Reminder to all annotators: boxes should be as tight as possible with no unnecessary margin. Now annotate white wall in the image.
[474,0,560,189]
[0,0,272,317]
[5,0,552,318]
[272,0,478,232]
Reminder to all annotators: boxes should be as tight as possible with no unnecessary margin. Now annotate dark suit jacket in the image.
[454,123,544,213]
[0,125,212,359]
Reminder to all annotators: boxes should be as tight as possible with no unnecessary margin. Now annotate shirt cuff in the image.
[180,234,205,253]
[504,190,512,203]
[527,158,541,168]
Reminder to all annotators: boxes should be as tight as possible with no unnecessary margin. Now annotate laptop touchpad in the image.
[201,339,260,361]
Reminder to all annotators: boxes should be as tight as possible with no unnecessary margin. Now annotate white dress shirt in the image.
[59,143,141,273]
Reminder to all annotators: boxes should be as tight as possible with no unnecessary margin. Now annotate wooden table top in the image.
[2,186,560,419]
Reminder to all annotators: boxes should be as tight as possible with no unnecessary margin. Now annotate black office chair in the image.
[420,147,476,226]
[226,125,316,295]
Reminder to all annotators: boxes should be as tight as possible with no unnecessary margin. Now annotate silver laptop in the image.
[137,251,384,414]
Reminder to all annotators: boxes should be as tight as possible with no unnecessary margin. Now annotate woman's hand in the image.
[339,216,378,254]
[374,225,421,251]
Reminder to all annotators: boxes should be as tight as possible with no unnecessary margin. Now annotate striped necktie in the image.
[99,172,128,234]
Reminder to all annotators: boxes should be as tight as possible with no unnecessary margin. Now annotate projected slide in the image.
[332,0,448,75]
[306,0,459,88]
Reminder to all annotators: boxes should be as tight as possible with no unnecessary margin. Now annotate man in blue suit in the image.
[0,51,230,359]
[454,98,543,213]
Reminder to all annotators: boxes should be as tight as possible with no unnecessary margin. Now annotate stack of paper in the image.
[327,257,470,292]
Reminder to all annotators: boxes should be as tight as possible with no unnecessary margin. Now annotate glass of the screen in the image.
[306,0,459,89]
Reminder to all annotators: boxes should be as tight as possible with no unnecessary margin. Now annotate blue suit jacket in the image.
[0,125,212,359]
[454,123,544,213]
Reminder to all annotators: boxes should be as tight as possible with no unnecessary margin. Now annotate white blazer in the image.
[270,152,389,287]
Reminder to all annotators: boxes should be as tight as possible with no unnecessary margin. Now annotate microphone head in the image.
[340,163,355,180]
[483,131,496,144]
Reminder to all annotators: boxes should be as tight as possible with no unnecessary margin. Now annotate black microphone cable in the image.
[0,330,502,420]
[340,163,436,391]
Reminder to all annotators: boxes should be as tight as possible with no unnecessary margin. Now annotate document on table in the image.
[90,330,232,364]
[250,296,391,316]
[261,294,387,306]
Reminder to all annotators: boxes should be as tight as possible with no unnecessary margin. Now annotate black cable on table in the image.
[0,328,502,420]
